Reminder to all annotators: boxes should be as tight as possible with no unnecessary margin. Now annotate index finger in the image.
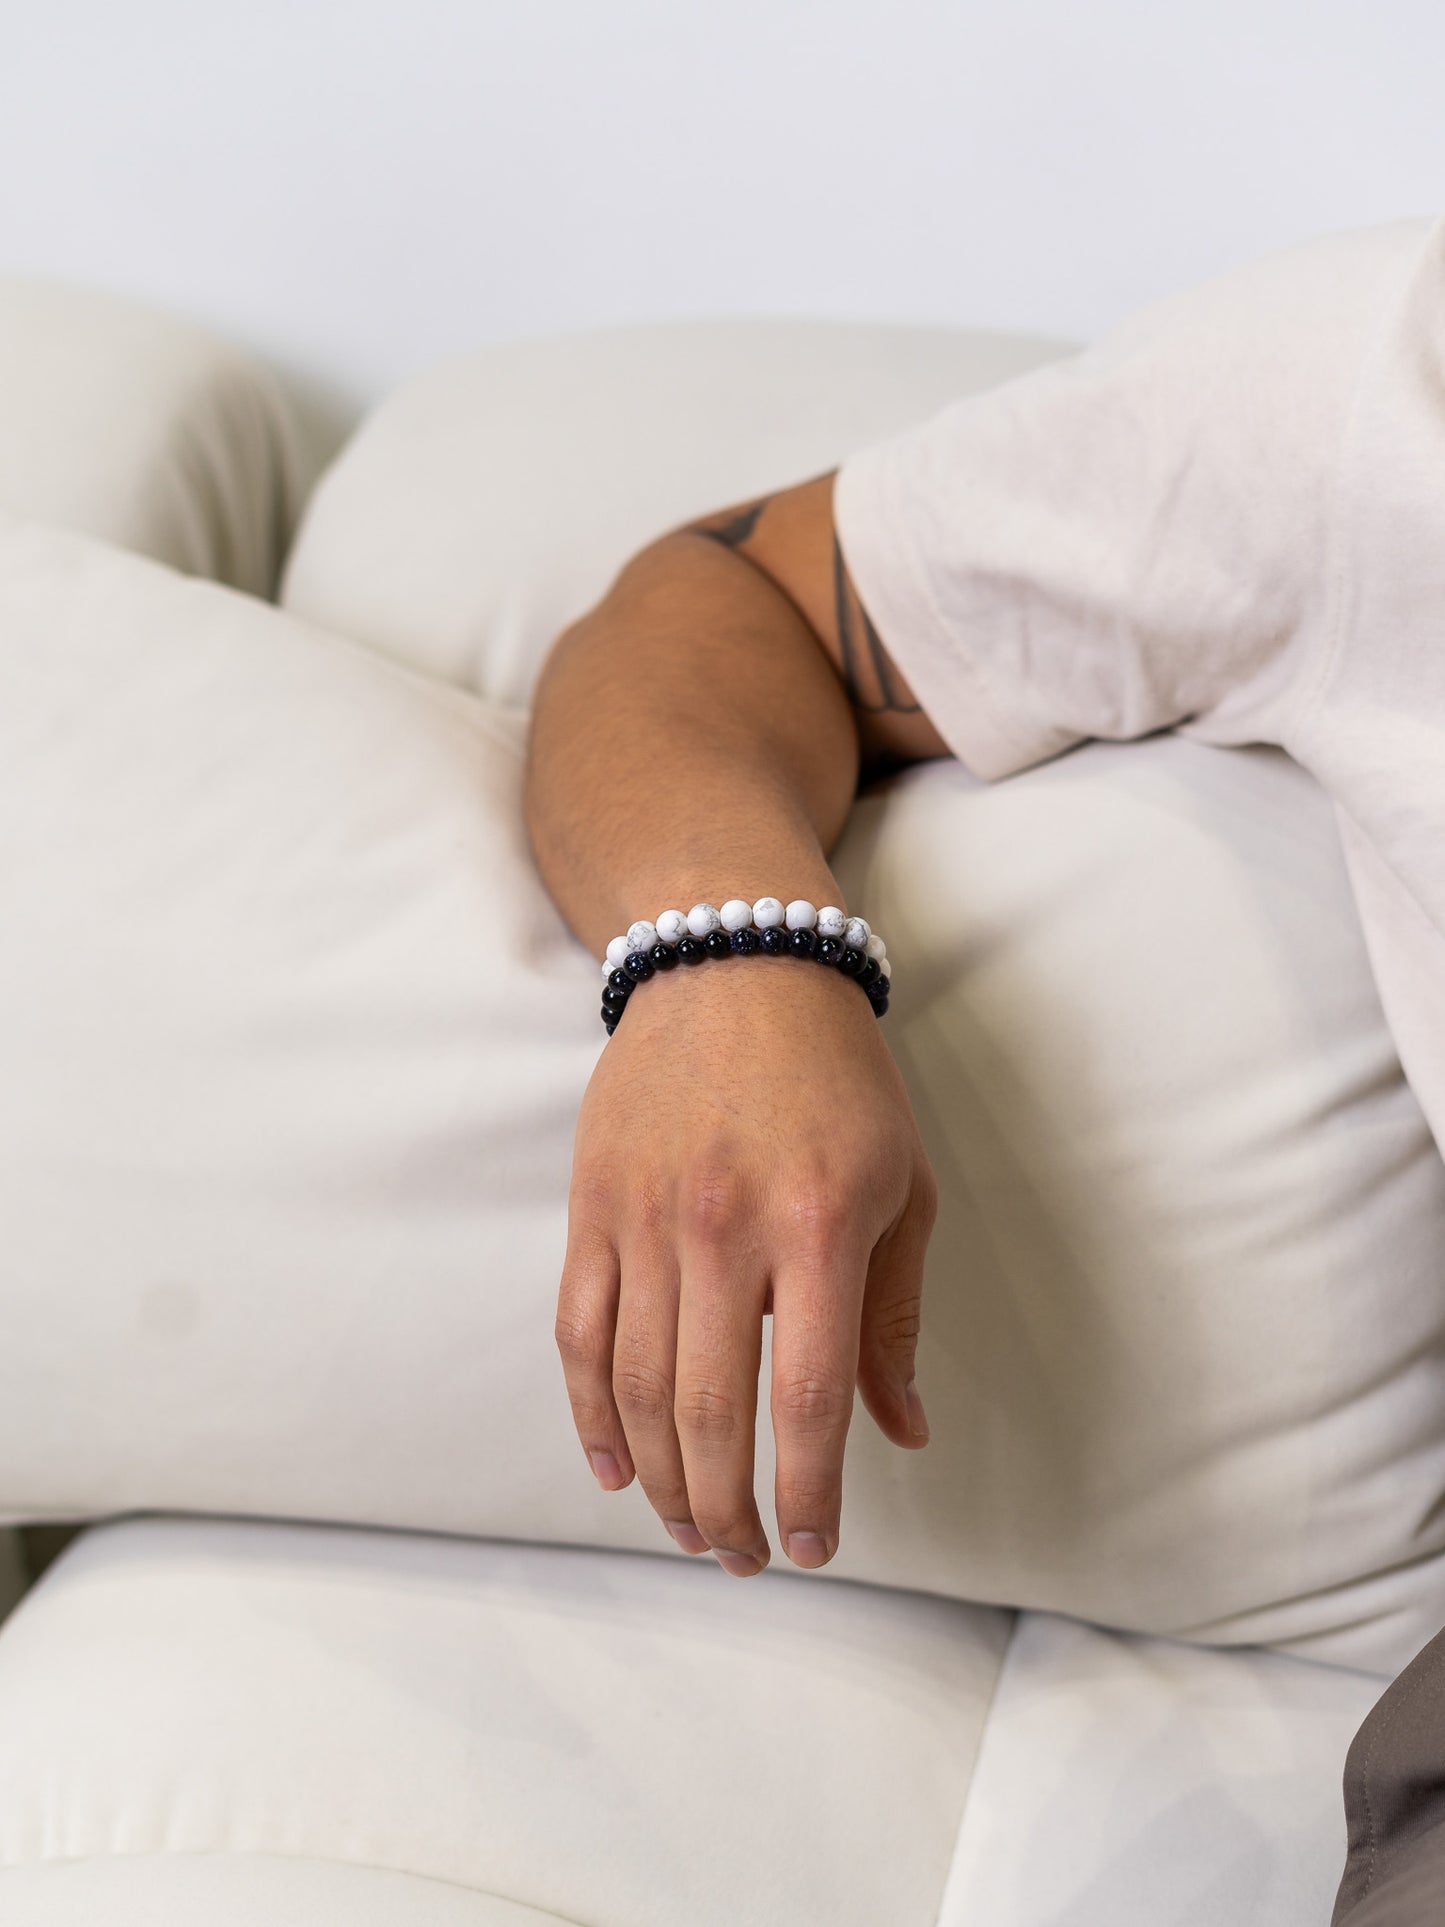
[768,1211,869,1570]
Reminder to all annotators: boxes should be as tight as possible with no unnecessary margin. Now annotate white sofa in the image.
[2,281,1441,1926]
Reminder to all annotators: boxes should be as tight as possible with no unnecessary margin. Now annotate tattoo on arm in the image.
[690,498,771,550]
[832,536,920,715]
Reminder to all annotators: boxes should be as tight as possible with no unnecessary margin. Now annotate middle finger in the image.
[674,1182,771,1576]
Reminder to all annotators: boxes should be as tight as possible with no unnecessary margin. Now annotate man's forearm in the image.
[523,530,861,961]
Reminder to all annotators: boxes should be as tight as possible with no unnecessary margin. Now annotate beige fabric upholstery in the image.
[0,278,308,593]
[279,319,1072,701]
[0,1516,1010,1927]
[0,1516,1386,1926]
[3,502,1445,1669]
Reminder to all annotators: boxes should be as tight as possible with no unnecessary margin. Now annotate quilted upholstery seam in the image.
[930,1608,1021,1927]
[0,1846,587,1925]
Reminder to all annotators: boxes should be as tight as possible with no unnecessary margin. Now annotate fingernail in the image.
[786,1531,830,1569]
[665,1518,709,1554]
[714,1549,764,1578]
[588,1449,625,1489]
[904,1377,930,1442]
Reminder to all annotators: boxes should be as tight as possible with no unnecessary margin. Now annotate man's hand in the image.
[555,952,936,1576]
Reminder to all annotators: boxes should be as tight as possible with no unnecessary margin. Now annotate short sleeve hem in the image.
[832,432,1083,783]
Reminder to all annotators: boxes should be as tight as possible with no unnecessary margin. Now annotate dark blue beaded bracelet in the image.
[598,907,892,1034]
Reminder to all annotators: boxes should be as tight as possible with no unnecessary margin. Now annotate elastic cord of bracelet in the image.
[597,897,891,1035]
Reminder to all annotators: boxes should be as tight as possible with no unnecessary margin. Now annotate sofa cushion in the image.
[278,319,1072,702]
[0,1516,1385,1927]
[4,510,1445,1672]
[0,278,307,592]
[0,1516,1012,1927]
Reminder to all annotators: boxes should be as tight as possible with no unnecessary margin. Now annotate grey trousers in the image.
[1332,1620,1445,1924]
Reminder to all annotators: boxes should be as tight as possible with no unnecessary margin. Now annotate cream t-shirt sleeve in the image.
[833,218,1435,784]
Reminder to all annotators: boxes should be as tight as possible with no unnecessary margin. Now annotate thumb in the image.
[856,1188,934,1449]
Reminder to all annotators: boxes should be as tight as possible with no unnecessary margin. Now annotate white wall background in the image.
[1,0,1440,416]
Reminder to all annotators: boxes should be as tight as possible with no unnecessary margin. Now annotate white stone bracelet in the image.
[597,897,892,1035]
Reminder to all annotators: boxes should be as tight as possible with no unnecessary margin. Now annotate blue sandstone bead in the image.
[817,936,845,966]
[759,925,788,955]
[730,927,761,954]
[624,950,655,980]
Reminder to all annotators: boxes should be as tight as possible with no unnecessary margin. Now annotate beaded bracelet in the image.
[598,897,892,1036]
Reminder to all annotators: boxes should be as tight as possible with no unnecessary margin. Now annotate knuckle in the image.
[554,1305,610,1370]
[681,1160,747,1238]
[693,1502,761,1550]
[871,1301,923,1356]
[772,1368,853,1434]
[675,1379,742,1446]
[777,1181,853,1247]
[567,1166,616,1232]
[629,1168,670,1241]
[612,1355,674,1424]
[915,1162,941,1223]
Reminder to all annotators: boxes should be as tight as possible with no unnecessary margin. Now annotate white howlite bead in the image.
[654,909,689,945]
[606,934,633,970]
[752,897,785,928]
[602,958,615,980]
[626,919,658,955]
[844,916,871,949]
[784,899,818,931]
[720,898,754,933]
[687,902,722,937]
[816,905,847,939]
[878,957,892,981]
[865,933,887,962]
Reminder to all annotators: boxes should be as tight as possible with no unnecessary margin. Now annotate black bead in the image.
[607,968,634,996]
[703,929,731,959]
[758,925,788,955]
[788,927,818,959]
[816,936,845,967]
[857,957,881,989]
[836,944,863,975]
[602,990,629,1015]
[676,935,707,966]
[604,1018,618,1035]
[649,942,679,970]
[865,974,889,1002]
[729,926,761,954]
[871,995,889,1020]
[624,950,654,980]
